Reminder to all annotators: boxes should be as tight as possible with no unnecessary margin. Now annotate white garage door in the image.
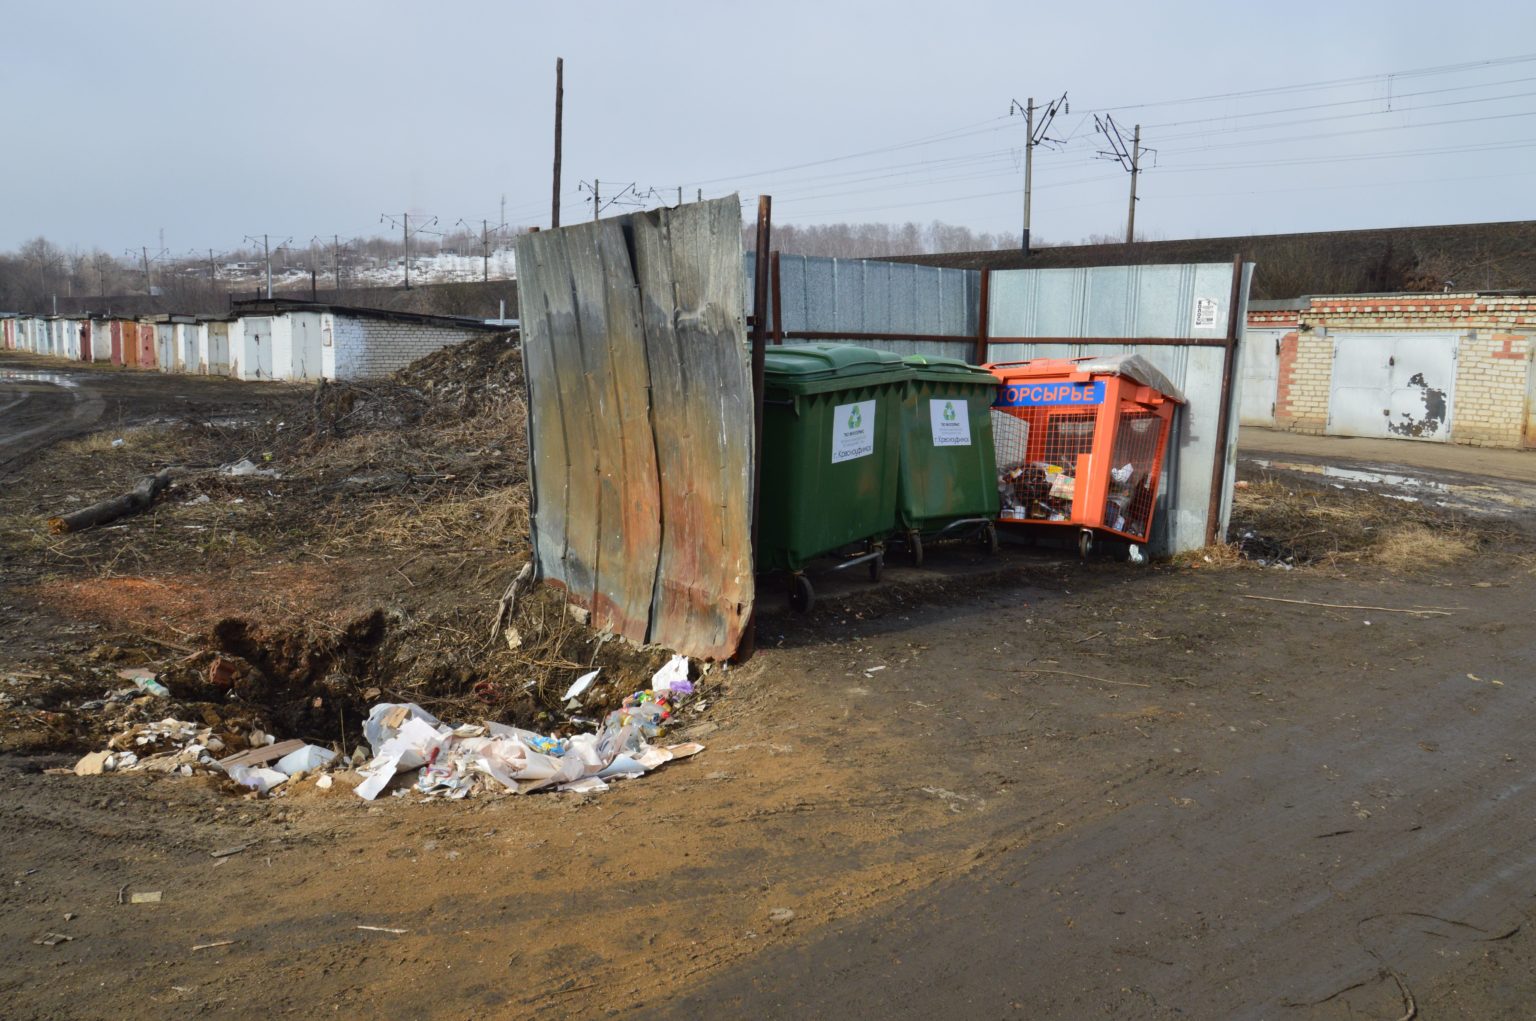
[1239,328,1286,427]
[1328,332,1457,442]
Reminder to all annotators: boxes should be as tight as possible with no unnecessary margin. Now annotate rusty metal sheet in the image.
[514,197,753,659]
[631,200,754,657]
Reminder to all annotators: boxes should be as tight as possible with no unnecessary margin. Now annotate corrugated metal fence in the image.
[986,262,1253,555]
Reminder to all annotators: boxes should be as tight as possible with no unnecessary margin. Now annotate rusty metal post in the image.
[974,268,992,365]
[1205,254,1244,547]
[735,195,772,662]
[770,251,784,345]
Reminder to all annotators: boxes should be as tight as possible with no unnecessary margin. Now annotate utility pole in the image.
[380,214,436,290]
[208,249,217,285]
[1023,98,1033,248]
[333,235,342,290]
[482,219,491,281]
[1010,92,1067,252]
[243,234,289,298]
[1127,123,1141,245]
[141,246,151,294]
[593,180,600,221]
[677,186,683,206]
[1093,115,1151,245]
[552,57,564,229]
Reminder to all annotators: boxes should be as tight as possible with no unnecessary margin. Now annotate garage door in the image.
[1239,328,1286,427]
[1328,332,1457,442]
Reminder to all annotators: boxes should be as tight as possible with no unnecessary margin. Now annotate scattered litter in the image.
[74,717,230,776]
[226,765,287,795]
[353,696,705,802]
[1128,544,1145,565]
[110,438,124,448]
[650,654,693,694]
[562,669,600,702]
[191,940,236,951]
[186,493,211,506]
[118,668,170,698]
[130,891,162,904]
[217,739,304,771]
[768,908,796,924]
[209,845,249,859]
[273,744,336,776]
[315,774,334,790]
[34,933,73,947]
[220,458,279,479]
[356,925,408,934]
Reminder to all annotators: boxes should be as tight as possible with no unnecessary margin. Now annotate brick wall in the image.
[331,315,485,380]
[1249,293,1536,447]
[1453,331,1529,446]
[1274,331,1332,433]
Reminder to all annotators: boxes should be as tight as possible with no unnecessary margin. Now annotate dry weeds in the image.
[1227,475,1504,570]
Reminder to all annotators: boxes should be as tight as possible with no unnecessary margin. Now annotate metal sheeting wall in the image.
[988,263,1252,555]
[516,197,754,660]
[745,252,980,358]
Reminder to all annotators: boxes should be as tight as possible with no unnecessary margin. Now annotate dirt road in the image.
[0,353,303,470]
[4,355,1536,1018]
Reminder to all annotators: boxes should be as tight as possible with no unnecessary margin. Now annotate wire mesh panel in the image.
[994,408,1096,523]
[1103,410,1164,540]
[990,364,1178,543]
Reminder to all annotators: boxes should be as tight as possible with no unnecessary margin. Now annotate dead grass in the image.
[1228,475,1508,570]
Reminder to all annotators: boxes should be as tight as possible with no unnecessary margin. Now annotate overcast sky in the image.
[5,0,1535,256]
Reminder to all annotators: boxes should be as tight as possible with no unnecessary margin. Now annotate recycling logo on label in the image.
[929,397,972,447]
[831,400,876,463]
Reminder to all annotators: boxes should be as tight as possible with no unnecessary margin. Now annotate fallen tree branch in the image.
[1241,595,1459,616]
[487,561,535,647]
[48,468,176,535]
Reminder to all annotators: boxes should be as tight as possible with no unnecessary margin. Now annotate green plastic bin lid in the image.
[901,353,998,383]
[763,344,909,391]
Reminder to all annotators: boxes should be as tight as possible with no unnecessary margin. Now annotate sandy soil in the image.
[4,349,1536,1019]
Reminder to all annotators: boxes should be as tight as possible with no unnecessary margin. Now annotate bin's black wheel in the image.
[909,531,925,568]
[868,550,885,583]
[983,521,999,555]
[789,573,815,614]
[1078,528,1093,561]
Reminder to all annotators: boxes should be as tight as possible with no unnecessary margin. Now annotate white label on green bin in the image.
[929,398,972,447]
[831,400,876,463]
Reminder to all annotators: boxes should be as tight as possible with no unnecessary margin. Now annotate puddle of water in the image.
[1249,456,1530,516]
[0,369,79,388]
[1252,458,1449,493]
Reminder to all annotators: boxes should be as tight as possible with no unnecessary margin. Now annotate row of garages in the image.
[1240,291,1536,448]
[0,302,505,382]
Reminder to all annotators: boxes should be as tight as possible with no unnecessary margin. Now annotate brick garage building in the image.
[227,300,505,381]
[1243,293,1536,448]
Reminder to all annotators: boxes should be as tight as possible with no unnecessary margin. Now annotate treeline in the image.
[0,227,533,314]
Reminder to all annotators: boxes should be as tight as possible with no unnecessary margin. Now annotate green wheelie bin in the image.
[758,344,908,612]
[895,354,1002,566]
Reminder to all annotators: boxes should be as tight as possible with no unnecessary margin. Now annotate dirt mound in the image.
[302,330,521,441]
[1,330,684,756]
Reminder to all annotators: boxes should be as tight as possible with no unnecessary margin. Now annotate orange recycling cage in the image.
[987,357,1183,553]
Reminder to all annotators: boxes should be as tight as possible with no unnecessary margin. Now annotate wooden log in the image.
[48,468,175,534]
